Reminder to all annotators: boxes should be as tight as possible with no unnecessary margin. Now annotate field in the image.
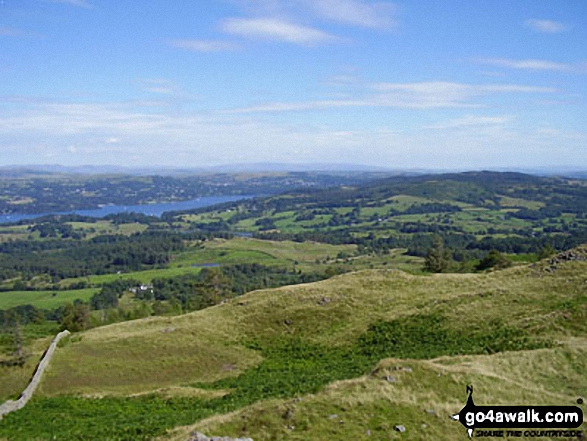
[0,250,584,439]
[54,238,422,290]
[66,221,148,238]
[0,288,99,310]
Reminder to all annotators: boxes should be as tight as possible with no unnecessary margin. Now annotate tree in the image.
[3,310,28,365]
[475,250,512,271]
[423,235,452,273]
[60,303,90,332]
[537,244,555,260]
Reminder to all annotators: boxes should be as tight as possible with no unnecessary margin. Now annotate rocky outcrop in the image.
[0,330,70,419]
[188,432,254,441]
[543,248,587,273]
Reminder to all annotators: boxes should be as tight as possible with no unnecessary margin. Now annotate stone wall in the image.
[0,330,70,419]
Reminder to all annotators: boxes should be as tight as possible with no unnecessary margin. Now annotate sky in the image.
[0,0,586,170]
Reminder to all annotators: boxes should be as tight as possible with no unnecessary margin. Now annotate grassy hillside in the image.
[172,344,586,441]
[0,248,584,439]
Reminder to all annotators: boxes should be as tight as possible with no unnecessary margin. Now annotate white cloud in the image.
[136,79,179,95]
[525,19,568,34]
[44,0,93,8]
[169,39,239,52]
[227,100,364,113]
[229,81,555,113]
[221,17,338,45]
[1,100,585,168]
[424,115,513,130]
[369,82,554,108]
[478,58,572,72]
[306,0,396,29]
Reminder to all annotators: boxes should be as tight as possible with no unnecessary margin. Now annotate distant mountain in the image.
[1,163,586,178]
[202,162,396,173]
[0,162,396,176]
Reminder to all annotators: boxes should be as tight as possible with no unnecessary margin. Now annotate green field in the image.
[0,288,99,310]
[66,221,148,238]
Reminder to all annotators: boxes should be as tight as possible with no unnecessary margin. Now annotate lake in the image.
[0,195,255,224]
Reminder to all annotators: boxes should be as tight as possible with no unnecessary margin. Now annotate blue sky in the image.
[1,0,586,169]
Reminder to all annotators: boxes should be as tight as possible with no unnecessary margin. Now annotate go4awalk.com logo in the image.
[451,386,584,438]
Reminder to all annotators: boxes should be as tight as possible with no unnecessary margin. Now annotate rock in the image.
[188,433,254,441]
[394,425,406,433]
[425,409,437,416]
[283,408,294,420]
[385,375,396,383]
[545,249,587,273]
[162,327,175,333]
[318,296,331,306]
[328,414,339,419]
[284,319,293,326]
[392,366,412,372]
[366,429,371,436]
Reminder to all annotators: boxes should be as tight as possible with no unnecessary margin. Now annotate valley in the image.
[0,171,585,440]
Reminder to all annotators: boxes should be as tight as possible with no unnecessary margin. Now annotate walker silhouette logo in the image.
[451,386,584,438]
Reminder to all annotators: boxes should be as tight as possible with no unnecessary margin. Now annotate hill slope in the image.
[0,249,586,440]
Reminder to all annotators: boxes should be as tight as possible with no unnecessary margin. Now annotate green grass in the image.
[0,330,58,401]
[171,247,277,268]
[189,237,359,272]
[66,221,148,238]
[41,257,587,398]
[180,343,586,441]
[0,313,550,440]
[0,395,221,441]
[59,266,203,287]
[0,288,99,309]
[1,252,585,440]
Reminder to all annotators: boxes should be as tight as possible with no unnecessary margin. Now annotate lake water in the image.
[0,195,255,224]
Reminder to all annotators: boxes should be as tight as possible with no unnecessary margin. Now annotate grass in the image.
[41,256,587,397]
[0,224,32,243]
[0,331,58,401]
[201,238,356,267]
[0,251,585,439]
[174,342,586,441]
[66,221,148,238]
[59,267,203,287]
[186,189,575,248]
[39,310,263,396]
[0,288,99,310]
[56,238,366,288]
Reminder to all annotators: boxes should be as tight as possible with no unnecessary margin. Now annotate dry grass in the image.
[0,336,53,401]
[37,256,587,398]
[40,309,263,396]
